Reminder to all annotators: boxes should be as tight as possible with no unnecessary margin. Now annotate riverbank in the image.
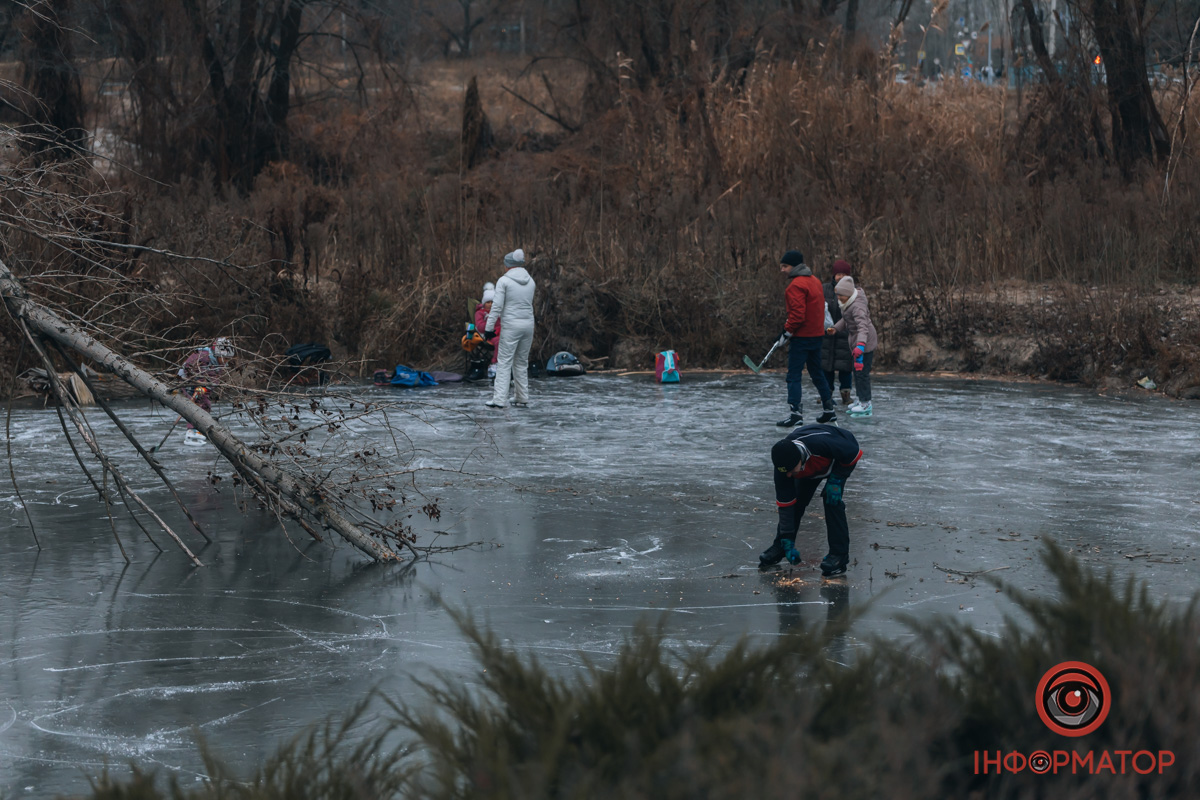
[5,58,1200,402]
[873,285,1200,400]
[589,282,1200,399]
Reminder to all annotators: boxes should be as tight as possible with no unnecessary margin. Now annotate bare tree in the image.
[427,0,492,57]
[1017,0,1171,168]
[95,0,379,189]
[16,0,87,161]
[1085,0,1172,165]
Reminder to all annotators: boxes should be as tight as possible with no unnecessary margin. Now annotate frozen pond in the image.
[2,373,1198,795]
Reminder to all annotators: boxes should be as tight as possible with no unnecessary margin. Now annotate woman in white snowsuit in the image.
[484,249,536,408]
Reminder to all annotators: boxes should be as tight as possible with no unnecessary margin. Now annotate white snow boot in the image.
[847,400,872,417]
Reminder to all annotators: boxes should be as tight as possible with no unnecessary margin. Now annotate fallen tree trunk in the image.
[0,256,399,563]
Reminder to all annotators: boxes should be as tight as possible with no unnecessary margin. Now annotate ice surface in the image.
[1,374,1197,794]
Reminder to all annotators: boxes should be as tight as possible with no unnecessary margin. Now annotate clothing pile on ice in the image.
[389,365,438,387]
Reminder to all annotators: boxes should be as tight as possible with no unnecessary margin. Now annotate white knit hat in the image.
[482,288,495,304]
[835,276,856,296]
[503,248,526,267]
[483,281,494,293]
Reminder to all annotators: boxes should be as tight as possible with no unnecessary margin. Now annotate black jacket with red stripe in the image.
[773,424,862,540]
[774,423,862,496]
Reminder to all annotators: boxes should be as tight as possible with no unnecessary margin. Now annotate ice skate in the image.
[759,540,787,568]
[847,400,872,417]
[820,554,848,577]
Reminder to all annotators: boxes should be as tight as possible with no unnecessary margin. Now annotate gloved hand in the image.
[822,475,846,505]
[484,329,497,342]
[776,331,793,348]
[782,538,801,566]
[853,343,865,372]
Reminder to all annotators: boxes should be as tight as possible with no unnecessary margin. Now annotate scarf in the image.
[837,288,858,313]
[787,264,813,278]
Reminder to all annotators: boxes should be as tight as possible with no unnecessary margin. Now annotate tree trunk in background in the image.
[461,75,494,169]
[18,0,86,161]
[845,0,860,39]
[116,0,307,191]
[818,0,844,19]
[713,0,733,64]
[267,1,306,160]
[1088,0,1170,167]
[1018,0,1061,83]
[461,0,473,57]
[106,0,178,181]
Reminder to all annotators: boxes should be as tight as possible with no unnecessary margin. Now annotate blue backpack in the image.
[391,365,438,387]
[656,350,680,383]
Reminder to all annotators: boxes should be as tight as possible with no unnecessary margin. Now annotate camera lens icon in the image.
[1035,661,1110,737]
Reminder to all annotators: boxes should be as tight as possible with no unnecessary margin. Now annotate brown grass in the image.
[5,54,1200,391]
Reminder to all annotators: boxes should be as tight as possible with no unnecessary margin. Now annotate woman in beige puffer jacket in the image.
[828,276,878,416]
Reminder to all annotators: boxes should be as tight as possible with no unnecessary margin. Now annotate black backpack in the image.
[545,351,586,376]
[286,343,332,367]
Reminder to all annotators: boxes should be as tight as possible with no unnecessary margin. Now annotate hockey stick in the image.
[149,417,182,453]
[743,337,785,374]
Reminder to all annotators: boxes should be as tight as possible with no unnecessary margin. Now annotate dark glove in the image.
[822,475,846,505]
[853,344,865,372]
[782,538,801,566]
[483,329,497,341]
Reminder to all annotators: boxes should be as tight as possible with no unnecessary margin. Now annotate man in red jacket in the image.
[775,250,836,427]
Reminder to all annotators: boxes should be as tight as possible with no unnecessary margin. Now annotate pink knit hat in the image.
[835,276,855,296]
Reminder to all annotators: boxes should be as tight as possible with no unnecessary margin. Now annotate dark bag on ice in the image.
[545,351,586,377]
[285,342,332,366]
[281,342,333,386]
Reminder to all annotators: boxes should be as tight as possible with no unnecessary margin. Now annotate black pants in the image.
[775,475,851,560]
[855,351,874,403]
[787,336,833,412]
[824,369,852,392]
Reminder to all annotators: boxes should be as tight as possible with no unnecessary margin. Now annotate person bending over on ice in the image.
[484,248,536,409]
[759,423,862,577]
[826,275,878,417]
[775,250,836,428]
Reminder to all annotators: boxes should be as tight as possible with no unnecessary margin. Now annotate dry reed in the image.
[5,56,1200,388]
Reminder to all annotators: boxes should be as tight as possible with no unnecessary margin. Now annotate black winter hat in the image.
[780,250,805,267]
[771,438,807,474]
